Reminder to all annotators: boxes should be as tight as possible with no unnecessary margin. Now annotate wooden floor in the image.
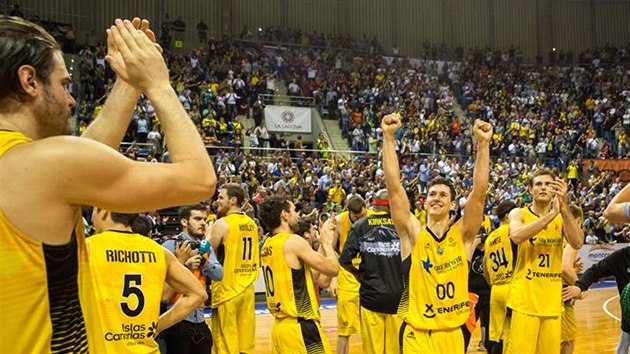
[243,287,621,354]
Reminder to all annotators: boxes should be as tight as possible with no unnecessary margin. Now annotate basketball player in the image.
[85,208,208,353]
[382,113,492,353]
[258,195,339,354]
[209,183,260,354]
[560,204,584,354]
[339,189,404,354]
[483,200,517,354]
[505,169,583,354]
[330,195,367,354]
[0,17,216,353]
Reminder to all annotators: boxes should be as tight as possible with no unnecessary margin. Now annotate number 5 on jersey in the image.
[121,274,145,317]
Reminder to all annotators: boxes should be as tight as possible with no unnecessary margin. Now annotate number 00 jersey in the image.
[399,224,470,330]
[84,231,166,353]
[484,224,514,286]
[507,207,564,316]
[212,213,259,307]
[260,232,320,321]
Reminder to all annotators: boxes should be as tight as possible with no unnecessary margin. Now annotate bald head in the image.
[371,189,390,211]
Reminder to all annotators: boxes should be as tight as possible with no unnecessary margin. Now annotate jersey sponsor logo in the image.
[526,268,561,280]
[268,301,282,315]
[529,236,537,245]
[433,256,464,274]
[104,322,156,343]
[488,236,502,247]
[423,304,436,318]
[234,263,258,273]
[105,250,157,263]
[359,240,400,257]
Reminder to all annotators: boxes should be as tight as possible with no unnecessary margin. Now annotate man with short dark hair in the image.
[209,183,259,354]
[85,207,208,353]
[258,195,339,353]
[161,204,223,354]
[382,113,492,353]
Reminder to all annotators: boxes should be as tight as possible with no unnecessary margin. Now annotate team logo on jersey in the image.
[423,304,436,318]
[422,257,433,273]
[529,236,537,245]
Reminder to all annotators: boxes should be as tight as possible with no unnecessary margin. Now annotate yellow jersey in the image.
[399,224,470,330]
[212,213,259,307]
[337,211,370,293]
[84,231,166,353]
[507,207,564,316]
[484,224,514,285]
[0,131,89,353]
[260,232,320,321]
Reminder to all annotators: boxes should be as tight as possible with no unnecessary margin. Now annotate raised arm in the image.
[552,179,583,249]
[82,18,152,147]
[604,182,630,224]
[381,113,420,258]
[459,120,492,243]
[289,220,339,278]
[509,201,559,244]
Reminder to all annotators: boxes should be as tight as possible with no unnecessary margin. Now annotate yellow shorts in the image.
[505,309,560,354]
[360,306,403,354]
[399,322,465,354]
[561,303,577,342]
[337,290,360,336]
[489,283,510,342]
[211,284,255,354]
[271,317,331,354]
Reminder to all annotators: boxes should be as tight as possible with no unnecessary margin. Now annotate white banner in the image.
[577,243,628,272]
[264,105,312,133]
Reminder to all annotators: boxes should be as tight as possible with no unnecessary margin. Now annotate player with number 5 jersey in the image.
[258,195,339,354]
[382,114,493,354]
[84,208,208,354]
[210,184,260,354]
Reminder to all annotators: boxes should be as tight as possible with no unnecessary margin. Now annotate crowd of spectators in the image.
[26,12,629,245]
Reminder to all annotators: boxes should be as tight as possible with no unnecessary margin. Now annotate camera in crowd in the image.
[166,235,211,254]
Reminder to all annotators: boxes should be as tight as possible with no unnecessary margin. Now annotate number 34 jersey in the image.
[399,224,470,330]
[84,231,166,353]
[484,224,514,286]
[260,232,320,321]
[507,207,564,316]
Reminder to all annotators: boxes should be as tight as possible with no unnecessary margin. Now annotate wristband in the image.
[625,202,630,222]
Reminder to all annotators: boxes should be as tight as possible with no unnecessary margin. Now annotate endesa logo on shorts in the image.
[104,322,156,342]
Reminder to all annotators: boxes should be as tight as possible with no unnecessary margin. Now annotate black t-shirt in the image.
[339,211,403,314]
